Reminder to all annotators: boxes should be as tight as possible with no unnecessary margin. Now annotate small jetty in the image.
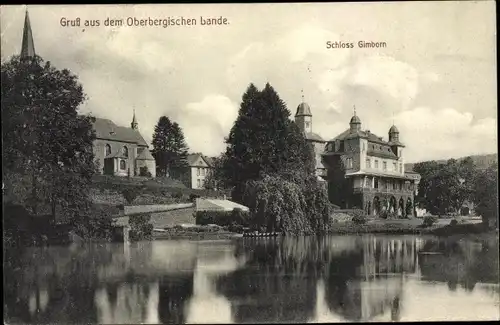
[243,232,281,238]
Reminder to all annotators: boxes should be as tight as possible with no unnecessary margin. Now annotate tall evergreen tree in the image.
[151,116,189,178]
[222,83,315,203]
[2,55,97,225]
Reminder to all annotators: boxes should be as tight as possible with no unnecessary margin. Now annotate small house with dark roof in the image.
[322,112,419,217]
[92,112,156,178]
[294,96,327,180]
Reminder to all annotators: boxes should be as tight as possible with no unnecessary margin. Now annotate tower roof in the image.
[350,115,361,124]
[21,10,35,59]
[389,125,399,133]
[295,102,312,117]
[131,109,138,129]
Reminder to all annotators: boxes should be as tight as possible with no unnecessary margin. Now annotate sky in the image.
[0,2,497,163]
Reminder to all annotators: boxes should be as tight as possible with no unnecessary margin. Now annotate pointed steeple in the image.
[21,9,36,60]
[131,109,138,129]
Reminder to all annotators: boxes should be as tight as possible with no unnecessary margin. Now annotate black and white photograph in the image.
[1,2,498,323]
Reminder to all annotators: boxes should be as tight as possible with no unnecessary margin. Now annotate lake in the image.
[3,234,499,323]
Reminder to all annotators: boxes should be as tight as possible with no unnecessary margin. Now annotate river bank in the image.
[150,219,498,241]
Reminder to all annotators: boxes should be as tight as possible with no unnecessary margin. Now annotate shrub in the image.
[348,209,367,225]
[129,214,153,241]
[189,194,200,202]
[172,192,183,199]
[139,166,152,177]
[450,219,459,227]
[423,216,438,228]
[379,209,389,219]
[122,188,140,204]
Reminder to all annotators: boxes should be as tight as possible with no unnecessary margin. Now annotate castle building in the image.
[322,112,417,217]
[19,10,156,178]
[294,96,327,179]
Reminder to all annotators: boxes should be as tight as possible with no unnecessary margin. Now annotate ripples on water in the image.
[3,235,500,323]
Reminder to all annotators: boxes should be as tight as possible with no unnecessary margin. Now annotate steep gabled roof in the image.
[187,153,214,167]
[92,118,148,146]
[305,132,325,142]
[136,148,155,161]
[105,150,127,159]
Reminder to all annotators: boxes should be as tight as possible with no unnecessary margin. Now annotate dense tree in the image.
[203,155,227,191]
[151,116,189,178]
[2,55,98,227]
[216,82,330,233]
[473,163,498,229]
[413,157,477,215]
[221,83,315,203]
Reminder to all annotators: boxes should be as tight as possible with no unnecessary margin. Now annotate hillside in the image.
[405,153,497,172]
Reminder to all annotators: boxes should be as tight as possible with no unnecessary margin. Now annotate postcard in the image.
[1,2,498,324]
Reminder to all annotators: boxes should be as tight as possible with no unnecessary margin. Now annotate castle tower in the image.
[20,9,36,60]
[131,109,138,129]
[295,90,312,133]
[349,106,361,132]
[388,125,399,142]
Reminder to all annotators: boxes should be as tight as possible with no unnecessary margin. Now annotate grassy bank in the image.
[325,220,497,237]
[153,225,240,240]
[327,222,437,235]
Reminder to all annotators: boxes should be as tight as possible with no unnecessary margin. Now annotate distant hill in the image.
[405,153,497,172]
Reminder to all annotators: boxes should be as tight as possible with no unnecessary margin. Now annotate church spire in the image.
[131,109,138,129]
[21,8,36,60]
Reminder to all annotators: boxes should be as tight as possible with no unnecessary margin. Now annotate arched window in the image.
[120,160,126,170]
[123,146,129,158]
[105,144,111,156]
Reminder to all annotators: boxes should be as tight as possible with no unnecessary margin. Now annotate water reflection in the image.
[4,235,499,324]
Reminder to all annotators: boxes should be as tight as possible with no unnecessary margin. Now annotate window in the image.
[393,181,397,190]
[383,162,387,171]
[366,158,371,168]
[197,168,200,176]
[305,121,310,129]
[197,179,201,188]
[346,158,353,169]
[393,162,397,171]
[374,178,379,189]
[399,163,403,173]
[123,146,128,158]
[375,160,379,169]
[105,144,111,156]
[365,177,371,188]
[120,160,126,170]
